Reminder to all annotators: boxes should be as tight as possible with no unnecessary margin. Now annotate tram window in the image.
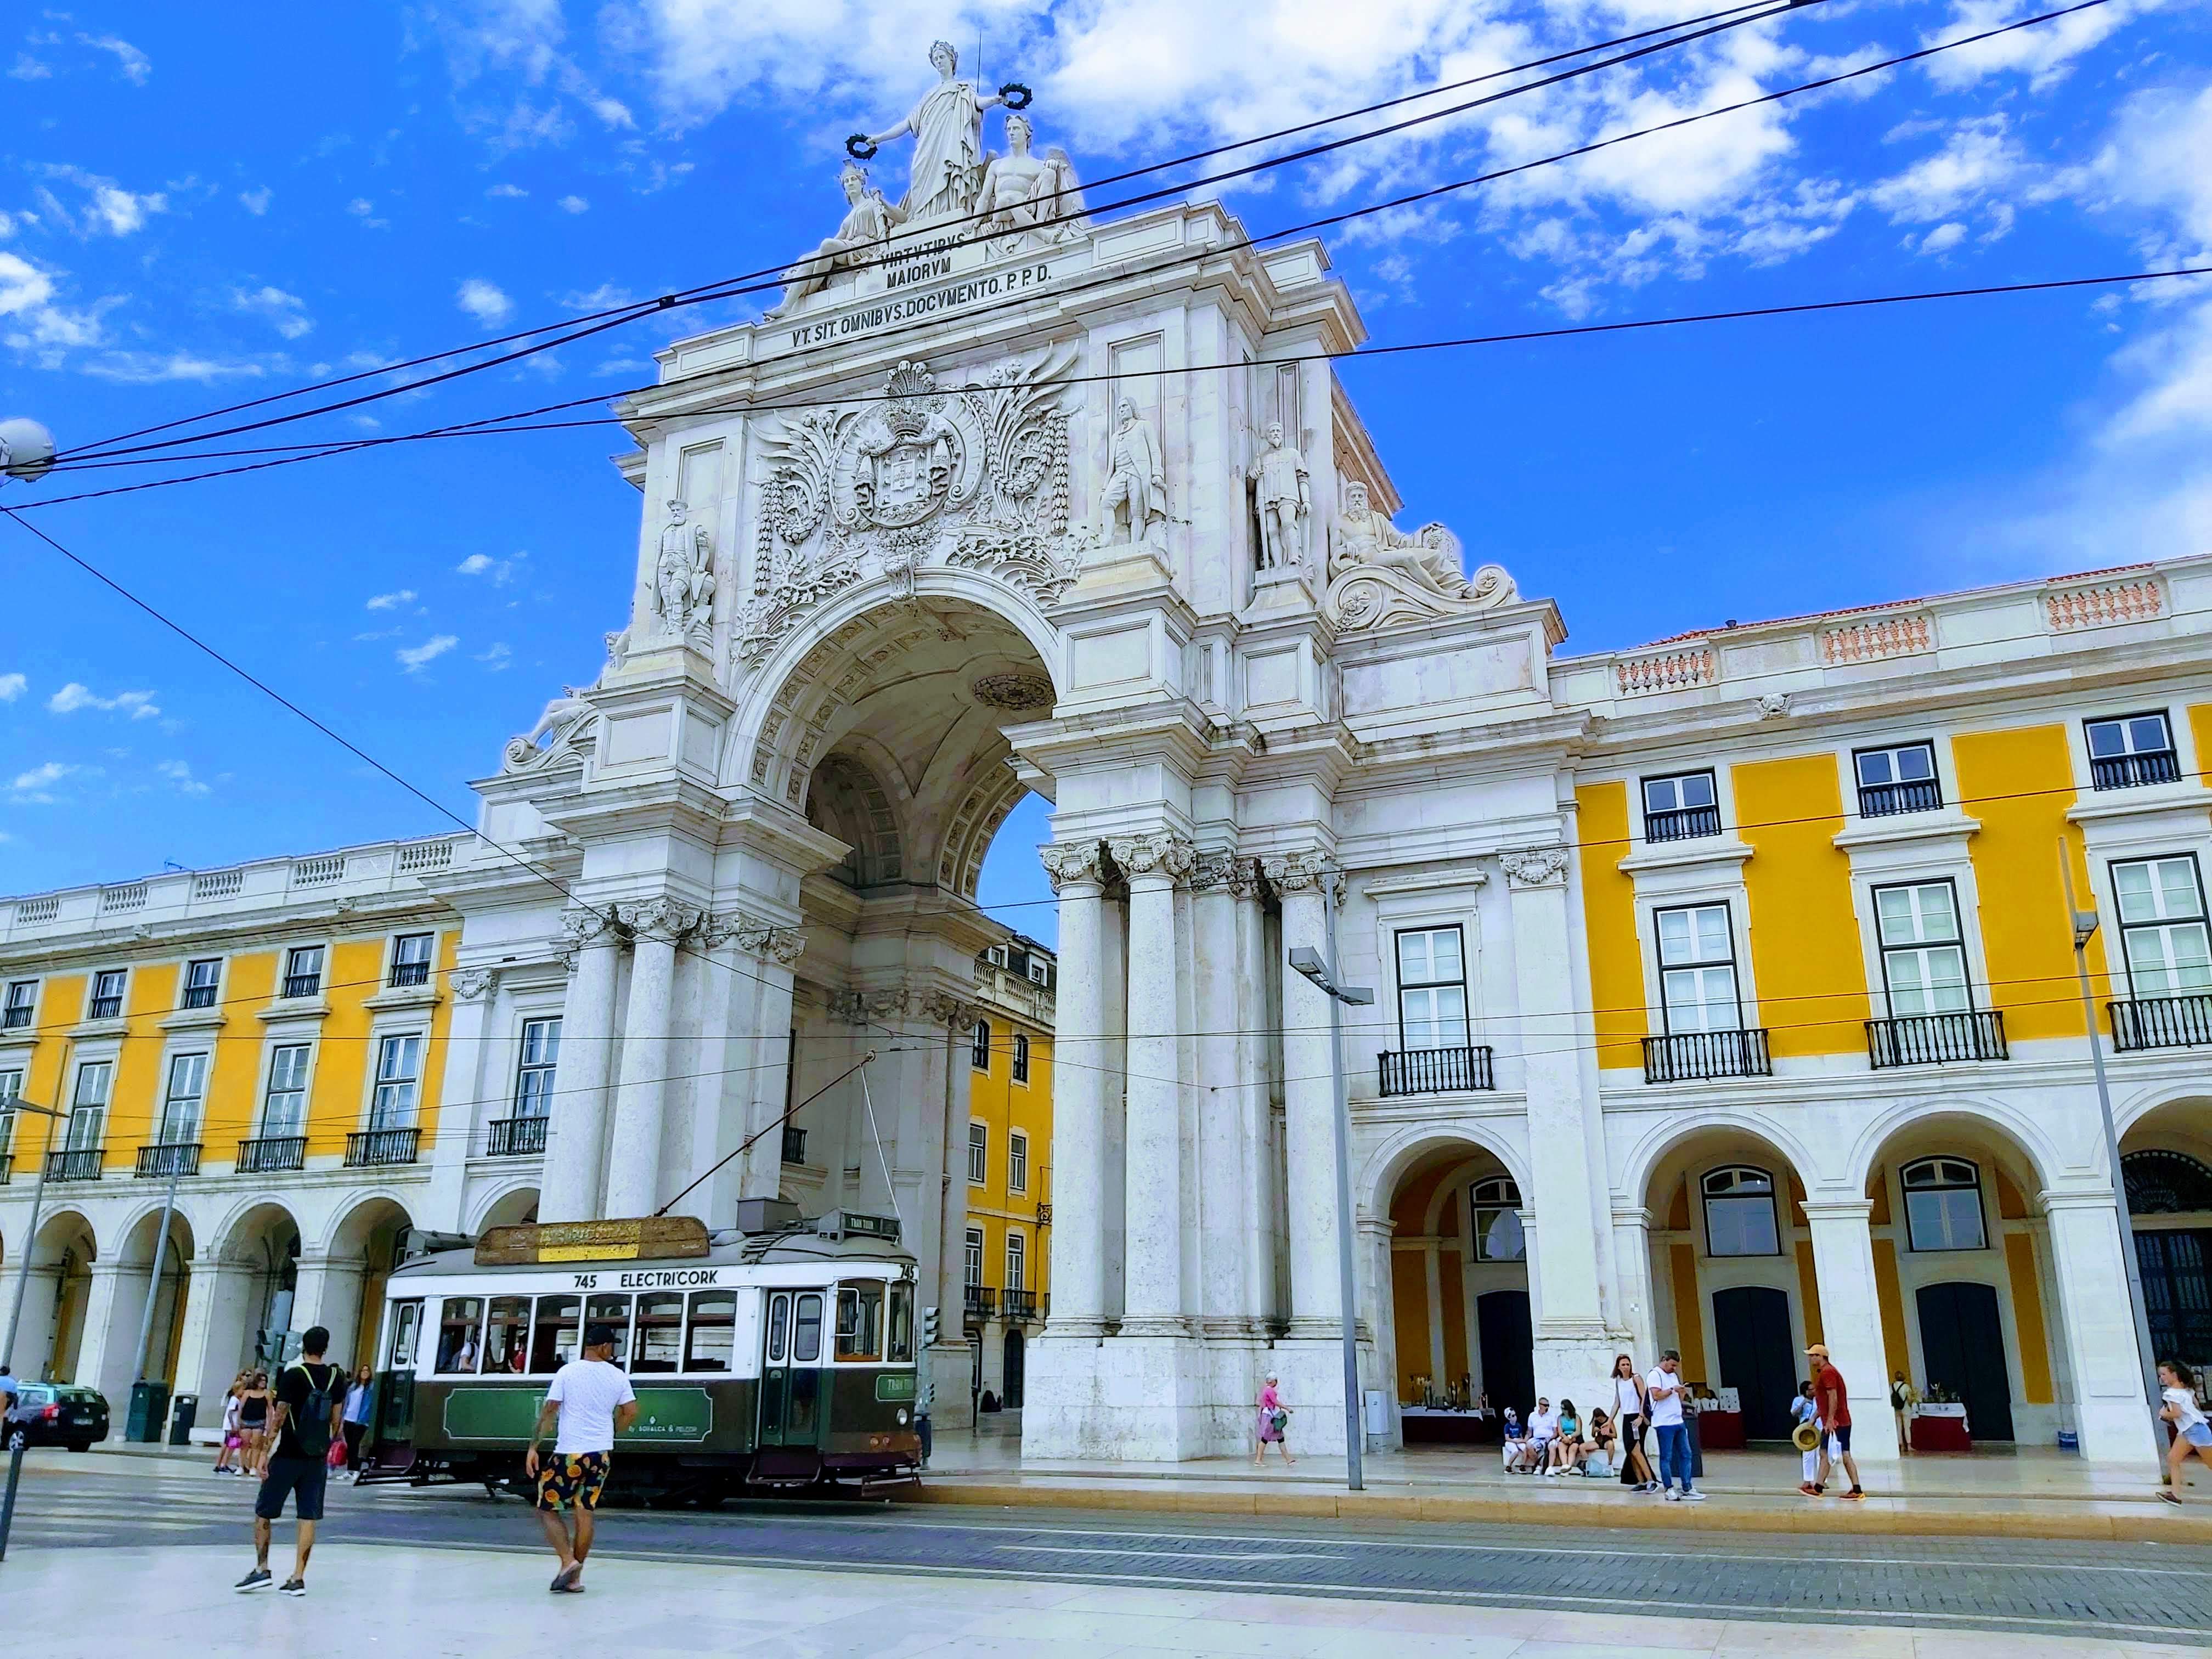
[685,1291,737,1372]
[486,1296,531,1373]
[633,1291,685,1374]
[766,1294,789,1364]
[887,1283,915,1364]
[388,1300,424,1370]
[584,1293,634,1367]
[793,1293,824,1363]
[836,1283,884,1362]
[530,1294,583,1374]
[435,1297,486,1374]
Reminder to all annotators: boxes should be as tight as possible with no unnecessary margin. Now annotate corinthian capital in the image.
[554,905,623,967]
[622,896,703,942]
[1262,849,1343,899]
[920,990,979,1029]
[1107,832,1195,884]
[1498,845,1571,889]
[1189,849,1260,897]
[1039,839,1107,892]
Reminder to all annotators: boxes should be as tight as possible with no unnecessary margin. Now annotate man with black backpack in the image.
[236,1325,344,1598]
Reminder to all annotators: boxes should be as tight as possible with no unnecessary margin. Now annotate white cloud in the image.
[233,285,314,339]
[0,672,25,702]
[348,197,375,216]
[240,187,273,215]
[396,635,460,673]
[79,351,267,383]
[47,681,160,719]
[35,167,166,237]
[456,552,495,575]
[10,54,52,80]
[1866,117,2027,225]
[488,182,530,198]
[1916,221,1968,255]
[1920,0,2156,93]
[365,589,418,611]
[425,0,637,151]
[155,759,211,795]
[457,278,513,323]
[557,194,589,214]
[475,641,515,670]
[11,760,84,797]
[79,33,151,85]
[456,550,527,584]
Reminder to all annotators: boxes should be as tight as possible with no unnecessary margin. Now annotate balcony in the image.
[484,1116,547,1158]
[1858,778,1943,818]
[963,1285,997,1322]
[236,1136,306,1173]
[1643,1028,1773,1083]
[345,1127,420,1167]
[2,1006,30,1030]
[1002,1288,1039,1323]
[1865,1010,2007,1069]
[2110,993,2212,1053]
[1379,1045,1496,1098]
[134,1142,201,1180]
[2091,749,2181,792]
[1645,804,1722,843]
[388,960,431,989]
[45,1147,106,1182]
[0,1153,12,1184]
[88,995,124,1020]
[781,1125,808,1165]
[281,973,324,1000]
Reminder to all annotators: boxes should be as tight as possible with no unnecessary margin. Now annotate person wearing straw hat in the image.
[1806,1344,1865,1500]
[1791,1380,1834,1496]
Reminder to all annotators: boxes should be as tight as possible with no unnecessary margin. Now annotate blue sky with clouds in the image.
[3,1,2209,945]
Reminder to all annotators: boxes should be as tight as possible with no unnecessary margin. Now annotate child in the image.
[1791,1380,1830,1496]
[2159,1358,2212,1505]
[213,1375,246,1476]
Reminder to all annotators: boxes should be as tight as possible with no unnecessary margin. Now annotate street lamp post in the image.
[1288,874,1374,1494]
[2059,848,2162,1472]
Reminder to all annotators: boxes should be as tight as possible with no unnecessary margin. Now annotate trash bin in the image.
[126,1379,170,1444]
[169,1393,198,1447]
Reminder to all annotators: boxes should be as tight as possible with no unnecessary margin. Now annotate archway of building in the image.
[16,1209,95,1383]
[1641,1124,1818,1446]
[1381,1137,1532,1431]
[323,1196,415,1372]
[1862,1111,2062,1448]
[476,1184,540,1233]
[2118,1094,2212,1378]
[224,1201,303,1372]
[89,1206,196,1403]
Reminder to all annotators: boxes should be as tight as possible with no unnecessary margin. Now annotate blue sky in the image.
[3,0,2209,950]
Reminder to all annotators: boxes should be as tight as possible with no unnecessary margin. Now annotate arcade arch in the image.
[1381,1137,1532,1423]
[2120,1094,2212,1376]
[324,1195,414,1370]
[16,1208,95,1383]
[92,1206,195,1400]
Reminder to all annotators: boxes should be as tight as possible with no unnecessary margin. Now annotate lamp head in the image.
[0,418,57,484]
[2072,910,2100,950]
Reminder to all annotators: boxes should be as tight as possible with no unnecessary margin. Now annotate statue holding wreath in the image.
[852,40,1011,224]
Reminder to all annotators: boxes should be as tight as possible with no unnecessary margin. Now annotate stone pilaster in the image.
[1264,849,1344,1334]
[539,906,624,1223]
[1109,832,1195,1336]
[602,897,701,1218]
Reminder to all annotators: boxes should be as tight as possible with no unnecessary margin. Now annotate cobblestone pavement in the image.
[7,1453,2212,1646]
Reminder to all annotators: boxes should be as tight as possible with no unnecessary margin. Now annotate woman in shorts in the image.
[239,1372,272,1477]
[2158,1358,2212,1505]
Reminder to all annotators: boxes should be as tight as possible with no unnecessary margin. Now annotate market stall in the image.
[1910,1401,1971,1452]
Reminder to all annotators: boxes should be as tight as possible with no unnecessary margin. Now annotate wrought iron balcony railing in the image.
[345,1126,420,1167]
[1645,804,1722,843]
[2109,993,2212,1053]
[134,1142,201,1179]
[1002,1288,1039,1322]
[1642,1028,1772,1083]
[0,1153,13,1184]
[45,1147,106,1182]
[1858,778,1943,817]
[236,1136,306,1173]
[1865,1009,2007,1068]
[281,972,323,1000]
[1379,1045,1496,1098]
[484,1116,547,1157]
[782,1125,808,1165]
[963,1285,997,1321]
[2091,749,2181,791]
[388,959,432,988]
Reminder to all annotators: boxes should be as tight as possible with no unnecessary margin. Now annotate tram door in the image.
[758,1290,826,1447]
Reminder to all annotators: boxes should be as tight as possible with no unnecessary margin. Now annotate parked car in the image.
[5,1381,109,1451]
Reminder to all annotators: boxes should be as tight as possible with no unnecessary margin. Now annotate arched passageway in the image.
[2121,1097,2212,1376]
[13,1209,95,1382]
[1383,1138,1531,1437]
[323,1197,414,1370]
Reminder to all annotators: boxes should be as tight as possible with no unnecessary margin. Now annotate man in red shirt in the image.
[1807,1344,1865,1500]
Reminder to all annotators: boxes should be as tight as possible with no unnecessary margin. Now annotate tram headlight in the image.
[896,1408,909,1424]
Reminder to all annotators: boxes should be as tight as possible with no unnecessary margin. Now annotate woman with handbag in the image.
[1254,1374,1295,1466]
[1611,1353,1655,1491]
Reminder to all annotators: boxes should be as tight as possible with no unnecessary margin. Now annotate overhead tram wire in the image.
[18,0,2129,502]
[59,0,1795,465]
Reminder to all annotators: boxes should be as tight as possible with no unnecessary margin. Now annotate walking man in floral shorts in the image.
[526,1322,638,1593]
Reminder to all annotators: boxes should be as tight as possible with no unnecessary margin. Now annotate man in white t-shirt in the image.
[1645,1350,1702,1502]
[526,1323,639,1593]
[1526,1398,1559,1458]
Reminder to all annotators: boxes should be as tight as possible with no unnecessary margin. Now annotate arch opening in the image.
[2121,1096,2212,1379]
[1381,1136,1530,1433]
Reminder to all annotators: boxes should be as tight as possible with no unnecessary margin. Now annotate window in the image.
[1395,926,1471,1049]
[436,1297,486,1374]
[887,1283,915,1363]
[389,932,435,988]
[1901,1157,1987,1252]
[515,1017,562,1118]
[159,1052,208,1144]
[1702,1166,1781,1257]
[971,1018,992,1071]
[836,1282,884,1360]
[585,1293,636,1369]
[262,1043,311,1136]
[2,980,33,1030]
[963,1226,985,1288]
[1026,957,1050,987]
[1005,1230,1026,1293]
[967,1121,987,1184]
[1008,1131,1029,1193]
[370,1034,423,1128]
[0,1066,22,1156]
[1471,1175,1526,1262]
[632,1292,684,1374]
[1654,904,1741,1032]
[180,958,222,1010]
[1643,770,1720,842]
[2087,711,2179,791]
[1874,881,1971,1015]
[387,1301,424,1372]
[986,944,1008,968]
[1012,1032,1031,1084]
[2113,856,2212,1000]
[792,1291,823,1363]
[484,1296,530,1373]
[529,1293,582,1373]
[1855,742,1941,817]
[282,945,325,1000]
[685,1290,737,1371]
[66,1060,112,1151]
[88,969,126,1021]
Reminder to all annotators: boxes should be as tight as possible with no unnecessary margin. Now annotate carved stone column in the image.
[602,898,701,1218]
[540,907,624,1223]
[1266,849,1343,1333]
[1039,840,1111,1339]
[919,989,978,1427]
[1110,831,1195,1336]
[1192,850,1253,1334]
[424,964,497,1234]
[702,912,806,1207]
[1801,1200,1900,1463]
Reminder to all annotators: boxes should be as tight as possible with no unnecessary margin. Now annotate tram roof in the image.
[392,1224,917,1279]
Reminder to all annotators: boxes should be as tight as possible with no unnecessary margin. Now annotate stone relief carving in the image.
[554,905,623,968]
[1262,849,1345,900]
[1189,849,1259,896]
[828,985,913,1025]
[701,910,808,966]
[651,499,715,651]
[737,349,1081,668]
[1108,832,1196,883]
[620,896,703,942]
[970,670,1054,712]
[1040,839,1108,891]
[765,161,905,320]
[501,631,633,775]
[1758,691,1791,720]
[974,113,1088,251]
[920,989,981,1029]
[1324,481,1518,632]
[1100,397,1167,551]
[1498,846,1571,888]
[448,966,497,1002]
[1248,421,1311,572]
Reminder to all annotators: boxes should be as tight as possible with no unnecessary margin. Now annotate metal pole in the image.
[0,1442,23,1564]
[1322,879,1365,1492]
[1,1104,63,1372]
[128,1148,185,1386]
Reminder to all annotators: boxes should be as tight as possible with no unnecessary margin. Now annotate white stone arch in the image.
[1841,1092,2064,1200]
[314,1189,416,1259]
[211,1195,306,1260]
[468,1180,541,1234]
[111,1197,199,1267]
[1614,1104,1827,1214]
[31,1203,99,1266]
[808,751,907,888]
[1361,1120,1533,1223]
[2115,1081,2212,1145]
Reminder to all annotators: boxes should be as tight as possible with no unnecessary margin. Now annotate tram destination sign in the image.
[476,1215,710,1267]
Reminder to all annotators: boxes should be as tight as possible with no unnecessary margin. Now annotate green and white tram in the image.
[360,1206,922,1501]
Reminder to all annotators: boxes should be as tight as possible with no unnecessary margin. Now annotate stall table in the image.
[1910,1402,1971,1452]
[1400,1407,1500,1445]
[1696,1408,1745,1450]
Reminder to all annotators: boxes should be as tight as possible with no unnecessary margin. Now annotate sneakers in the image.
[1842,1487,1865,1502]
[234,1568,273,1593]
[1663,1488,1681,1502]
[1680,1489,1707,1502]
[280,1579,307,1598]
[1798,1481,1819,1497]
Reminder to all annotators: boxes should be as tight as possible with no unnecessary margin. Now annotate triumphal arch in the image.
[459,48,1585,1460]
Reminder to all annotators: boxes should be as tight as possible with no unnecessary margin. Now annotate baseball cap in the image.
[1804,1343,1831,1358]
[584,1323,619,1349]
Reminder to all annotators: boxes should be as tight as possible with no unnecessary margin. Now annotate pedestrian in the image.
[1544,1399,1582,1475]
[2157,1359,2212,1505]
[1610,1352,1650,1490]
[1583,1408,1617,1477]
[213,1374,246,1475]
[1500,1406,1526,1470]
[236,1327,343,1597]
[239,1370,272,1476]
[1645,1350,1702,1501]
[341,1364,374,1477]
[1807,1344,1864,1500]
[1891,1369,1918,1456]
[1525,1396,1558,1472]
[1791,1380,1829,1495]
[1253,1373,1294,1466]
[526,1321,637,1593]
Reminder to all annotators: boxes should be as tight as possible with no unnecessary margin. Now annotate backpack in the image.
[289,1362,337,1459]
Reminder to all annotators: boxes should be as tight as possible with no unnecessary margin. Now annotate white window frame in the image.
[1011,1031,1031,1084]
[970,1019,992,1072]
[1900,1156,1988,1253]
[1008,1130,1029,1193]
[1652,901,1743,1034]
[2112,854,2212,1001]
[1701,1164,1781,1258]
[1393,924,1471,1051]
[2,980,35,1030]
[1641,769,1720,840]
[159,1051,209,1144]
[1853,740,1942,816]
[180,958,223,1010]
[1470,1175,1525,1262]
[967,1120,987,1186]
[282,944,326,999]
[514,1016,562,1118]
[66,1058,113,1150]
[0,1065,24,1156]
[1005,1229,1026,1293]
[262,1043,313,1137]
[87,968,127,1021]
[1871,878,1973,1017]
[389,932,436,988]
[370,1031,425,1130]
[963,1227,984,1288]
